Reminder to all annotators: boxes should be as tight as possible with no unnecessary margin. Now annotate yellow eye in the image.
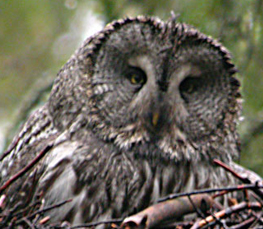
[185,83,194,93]
[126,67,147,85]
[179,76,202,103]
[179,77,199,94]
[130,73,145,84]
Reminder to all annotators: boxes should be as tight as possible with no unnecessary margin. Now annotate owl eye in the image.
[126,67,147,85]
[179,76,200,101]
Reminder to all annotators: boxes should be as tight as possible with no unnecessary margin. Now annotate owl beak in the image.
[152,112,160,127]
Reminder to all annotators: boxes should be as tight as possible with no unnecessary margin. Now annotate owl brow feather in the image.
[92,78,122,85]
[168,11,180,28]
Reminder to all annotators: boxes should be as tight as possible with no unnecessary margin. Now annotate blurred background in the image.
[0,0,262,176]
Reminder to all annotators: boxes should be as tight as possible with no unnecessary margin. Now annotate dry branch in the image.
[0,137,20,162]
[121,194,214,229]
[0,149,263,228]
[158,183,263,203]
[192,201,262,229]
[214,159,263,198]
[14,199,72,226]
[0,143,54,195]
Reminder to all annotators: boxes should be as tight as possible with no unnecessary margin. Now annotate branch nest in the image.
[0,145,262,229]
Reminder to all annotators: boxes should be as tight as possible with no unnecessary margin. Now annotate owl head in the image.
[48,16,241,161]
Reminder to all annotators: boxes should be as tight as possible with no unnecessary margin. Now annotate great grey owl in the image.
[0,15,245,225]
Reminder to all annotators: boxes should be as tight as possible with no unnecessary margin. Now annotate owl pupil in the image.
[179,77,199,101]
[127,67,147,85]
[131,74,143,84]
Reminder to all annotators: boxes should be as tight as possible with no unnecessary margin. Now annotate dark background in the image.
[0,0,262,176]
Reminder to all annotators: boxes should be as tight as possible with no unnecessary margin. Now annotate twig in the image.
[0,201,23,227]
[22,217,35,229]
[229,216,256,229]
[213,159,246,181]
[214,159,263,199]
[250,210,263,225]
[12,200,41,218]
[11,199,72,227]
[22,199,72,222]
[39,216,50,225]
[0,195,6,209]
[158,184,263,202]
[0,137,20,162]
[193,202,262,229]
[0,143,54,195]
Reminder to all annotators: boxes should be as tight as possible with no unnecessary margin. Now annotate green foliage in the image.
[0,0,262,175]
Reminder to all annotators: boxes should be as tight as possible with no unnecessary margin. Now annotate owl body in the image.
[1,16,242,225]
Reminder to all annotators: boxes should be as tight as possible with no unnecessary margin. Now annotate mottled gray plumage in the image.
[1,16,244,225]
